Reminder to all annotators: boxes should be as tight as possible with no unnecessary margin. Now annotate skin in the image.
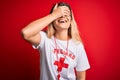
[21,4,86,80]
[77,71,86,80]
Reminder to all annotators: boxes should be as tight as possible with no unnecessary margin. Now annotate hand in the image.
[51,3,70,19]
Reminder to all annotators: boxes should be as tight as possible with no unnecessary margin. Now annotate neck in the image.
[55,30,69,40]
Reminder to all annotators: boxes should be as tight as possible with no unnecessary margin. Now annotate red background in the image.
[0,0,120,80]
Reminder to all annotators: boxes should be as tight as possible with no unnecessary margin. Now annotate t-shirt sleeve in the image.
[32,31,46,49]
[75,43,90,71]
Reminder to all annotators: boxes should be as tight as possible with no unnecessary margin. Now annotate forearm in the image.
[76,78,85,80]
[21,13,56,38]
[76,71,86,80]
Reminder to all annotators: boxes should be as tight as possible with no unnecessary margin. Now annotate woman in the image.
[21,2,90,80]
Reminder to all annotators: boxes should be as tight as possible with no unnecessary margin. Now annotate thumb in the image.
[53,3,58,10]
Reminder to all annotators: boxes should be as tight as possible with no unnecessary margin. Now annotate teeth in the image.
[60,21,65,23]
[58,20,67,23]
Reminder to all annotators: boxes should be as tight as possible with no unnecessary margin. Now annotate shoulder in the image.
[40,31,47,36]
[70,39,84,48]
[40,31,55,43]
[71,40,86,55]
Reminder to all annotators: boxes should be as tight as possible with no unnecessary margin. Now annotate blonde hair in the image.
[47,2,82,43]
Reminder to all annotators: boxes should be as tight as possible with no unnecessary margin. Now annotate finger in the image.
[64,10,70,14]
[62,7,71,15]
[64,10,70,17]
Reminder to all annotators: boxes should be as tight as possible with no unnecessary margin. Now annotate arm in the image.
[21,14,57,46]
[21,4,69,46]
[76,71,86,80]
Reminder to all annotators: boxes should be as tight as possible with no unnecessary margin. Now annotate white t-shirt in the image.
[33,31,90,80]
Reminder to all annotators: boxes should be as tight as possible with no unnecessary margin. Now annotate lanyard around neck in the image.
[54,36,69,80]
[54,36,69,55]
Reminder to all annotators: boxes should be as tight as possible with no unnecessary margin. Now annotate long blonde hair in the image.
[47,2,82,43]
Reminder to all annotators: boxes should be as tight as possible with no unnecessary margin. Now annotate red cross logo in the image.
[54,57,69,72]
[54,57,69,80]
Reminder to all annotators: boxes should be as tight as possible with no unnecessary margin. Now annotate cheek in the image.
[66,22,71,28]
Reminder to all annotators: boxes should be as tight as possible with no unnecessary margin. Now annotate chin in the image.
[58,25,69,29]
[54,23,70,30]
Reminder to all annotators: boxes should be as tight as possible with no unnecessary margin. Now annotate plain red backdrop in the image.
[0,0,120,80]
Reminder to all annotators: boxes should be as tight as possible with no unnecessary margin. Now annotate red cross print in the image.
[54,57,69,80]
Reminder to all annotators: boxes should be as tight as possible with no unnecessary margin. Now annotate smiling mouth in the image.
[58,20,67,23]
